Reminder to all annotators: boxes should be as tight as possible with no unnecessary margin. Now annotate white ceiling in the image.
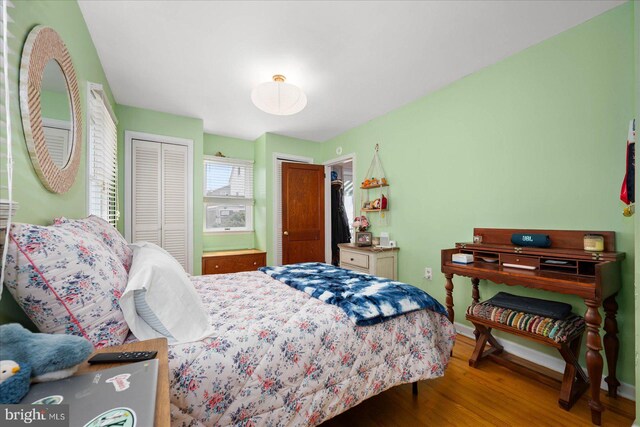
[78,0,623,142]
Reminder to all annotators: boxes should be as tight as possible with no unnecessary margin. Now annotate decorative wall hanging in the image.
[20,25,82,193]
[360,144,389,225]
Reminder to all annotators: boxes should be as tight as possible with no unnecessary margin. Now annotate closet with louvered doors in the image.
[130,138,191,272]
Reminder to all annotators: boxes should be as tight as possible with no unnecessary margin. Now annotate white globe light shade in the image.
[251,75,307,116]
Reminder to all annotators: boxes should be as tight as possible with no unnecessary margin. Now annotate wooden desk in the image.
[441,228,624,426]
[76,338,170,427]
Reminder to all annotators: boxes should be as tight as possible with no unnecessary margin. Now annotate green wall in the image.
[41,89,71,122]
[115,104,204,274]
[319,3,636,386]
[202,133,255,251]
[0,0,115,325]
[254,134,268,253]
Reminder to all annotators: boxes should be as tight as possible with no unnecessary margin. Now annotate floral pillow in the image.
[54,216,132,271]
[4,223,129,348]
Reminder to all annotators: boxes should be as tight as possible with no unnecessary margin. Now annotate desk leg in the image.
[585,299,604,426]
[445,274,454,323]
[603,294,620,398]
[471,278,480,340]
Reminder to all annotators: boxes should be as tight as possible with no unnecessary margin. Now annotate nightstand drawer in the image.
[202,250,266,275]
[340,250,369,269]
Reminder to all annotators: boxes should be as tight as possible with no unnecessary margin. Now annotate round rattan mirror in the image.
[20,26,82,194]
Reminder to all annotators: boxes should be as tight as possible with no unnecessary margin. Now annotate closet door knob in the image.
[283,231,289,236]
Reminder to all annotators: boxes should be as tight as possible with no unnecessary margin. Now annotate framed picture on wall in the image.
[356,232,373,247]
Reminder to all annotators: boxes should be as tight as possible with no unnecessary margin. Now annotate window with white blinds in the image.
[88,85,119,226]
[204,156,254,232]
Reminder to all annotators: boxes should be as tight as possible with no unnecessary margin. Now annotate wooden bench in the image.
[466,306,588,410]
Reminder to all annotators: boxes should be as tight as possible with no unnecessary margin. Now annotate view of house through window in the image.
[204,157,254,232]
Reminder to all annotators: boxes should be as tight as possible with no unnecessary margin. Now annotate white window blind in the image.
[88,86,119,226]
[204,156,254,232]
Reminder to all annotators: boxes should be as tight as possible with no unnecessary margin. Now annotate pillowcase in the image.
[120,242,213,344]
[54,216,133,271]
[133,289,174,339]
[4,223,130,348]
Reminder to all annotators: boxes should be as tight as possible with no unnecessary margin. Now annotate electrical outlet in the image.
[424,267,433,280]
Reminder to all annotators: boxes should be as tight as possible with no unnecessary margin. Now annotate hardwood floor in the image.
[322,335,635,427]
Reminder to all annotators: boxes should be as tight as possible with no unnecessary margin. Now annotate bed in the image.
[4,218,456,426]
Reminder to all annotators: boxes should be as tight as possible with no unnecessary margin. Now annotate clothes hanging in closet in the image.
[331,180,351,266]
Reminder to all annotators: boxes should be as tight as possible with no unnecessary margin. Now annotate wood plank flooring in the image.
[322,335,635,426]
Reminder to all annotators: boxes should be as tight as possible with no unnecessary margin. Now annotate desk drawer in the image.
[340,250,369,269]
[501,254,539,269]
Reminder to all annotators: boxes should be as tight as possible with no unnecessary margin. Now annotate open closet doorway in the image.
[324,154,356,265]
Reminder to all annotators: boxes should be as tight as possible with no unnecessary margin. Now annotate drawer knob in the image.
[215,265,219,268]
[253,262,257,265]
[350,258,354,261]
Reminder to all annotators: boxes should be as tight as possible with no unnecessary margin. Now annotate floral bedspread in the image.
[133,271,455,426]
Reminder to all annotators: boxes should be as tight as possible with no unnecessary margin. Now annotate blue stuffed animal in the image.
[0,324,93,403]
[0,361,31,404]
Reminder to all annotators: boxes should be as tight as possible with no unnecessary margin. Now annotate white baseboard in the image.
[454,322,636,401]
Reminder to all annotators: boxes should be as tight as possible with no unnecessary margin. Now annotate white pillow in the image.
[120,242,214,343]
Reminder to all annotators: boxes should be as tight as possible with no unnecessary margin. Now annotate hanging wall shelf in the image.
[359,144,389,225]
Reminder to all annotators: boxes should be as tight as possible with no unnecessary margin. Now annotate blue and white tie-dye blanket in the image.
[259,262,448,326]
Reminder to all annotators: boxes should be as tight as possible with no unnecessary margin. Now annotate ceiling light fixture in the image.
[251,74,307,116]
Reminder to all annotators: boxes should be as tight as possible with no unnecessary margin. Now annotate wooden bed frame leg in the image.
[412,382,418,396]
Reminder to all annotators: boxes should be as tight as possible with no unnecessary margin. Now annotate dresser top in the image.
[338,243,399,252]
[203,249,266,258]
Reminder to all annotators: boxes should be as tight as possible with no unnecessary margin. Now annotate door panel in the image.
[282,162,325,264]
[162,143,189,270]
[132,140,162,246]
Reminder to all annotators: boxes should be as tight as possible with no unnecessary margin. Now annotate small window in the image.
[204,156,254,232]
[87,84,119,226]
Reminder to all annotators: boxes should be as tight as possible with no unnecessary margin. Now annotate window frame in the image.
[203,155,255,233]
[86,82,119,226]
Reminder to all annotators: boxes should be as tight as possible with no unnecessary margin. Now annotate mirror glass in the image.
[40,59,73,168]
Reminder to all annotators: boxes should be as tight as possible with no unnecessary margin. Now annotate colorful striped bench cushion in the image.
[466,301,585,343]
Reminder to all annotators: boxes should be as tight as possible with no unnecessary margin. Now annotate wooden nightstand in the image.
[338,243,398,280]
[202,249,267,274]
[76,338,170,427]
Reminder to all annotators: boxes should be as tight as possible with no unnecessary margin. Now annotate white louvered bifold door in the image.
[161,143,189,270]
[42,126,70,167]
[132,139,162,246]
